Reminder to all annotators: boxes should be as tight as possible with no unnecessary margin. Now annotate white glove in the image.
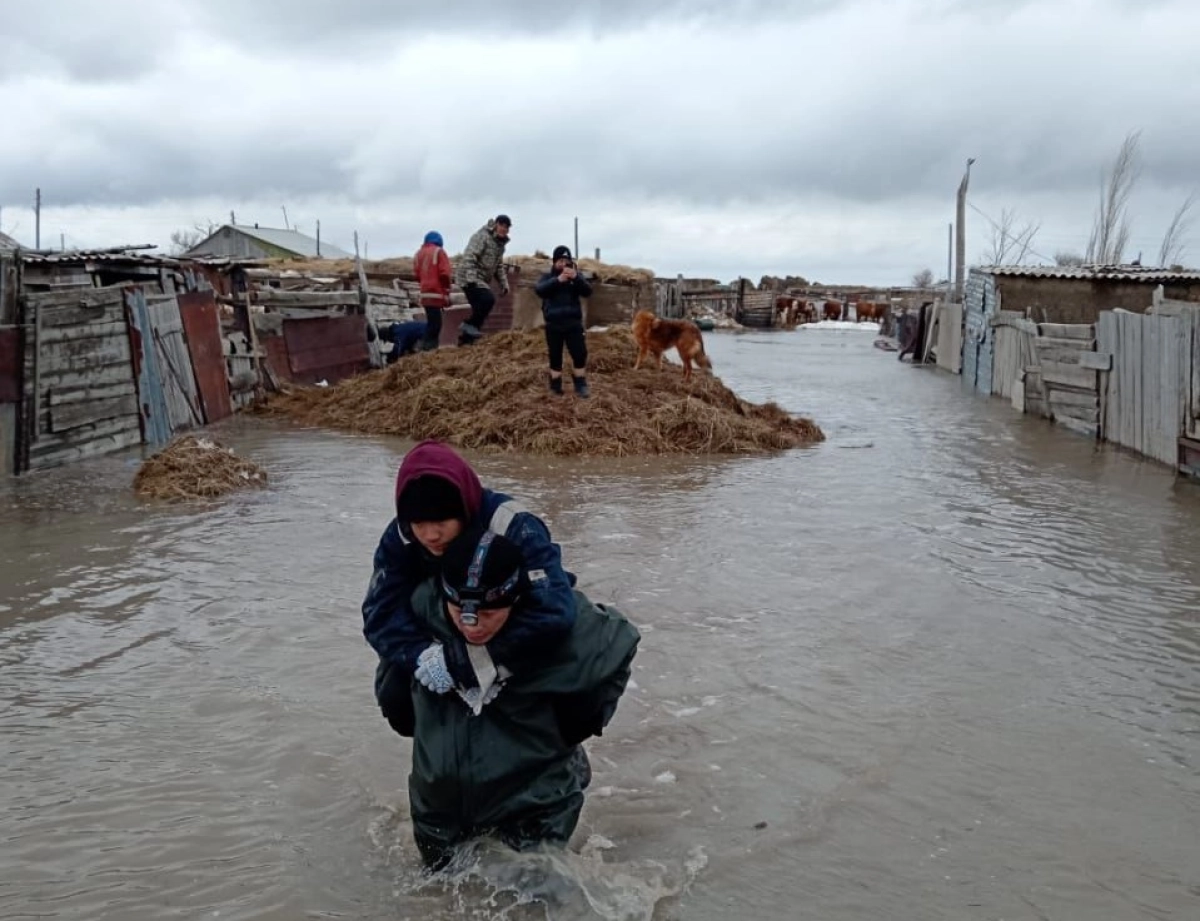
[414,644,454,694]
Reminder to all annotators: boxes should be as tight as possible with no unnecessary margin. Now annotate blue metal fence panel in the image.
[125,287,172,445]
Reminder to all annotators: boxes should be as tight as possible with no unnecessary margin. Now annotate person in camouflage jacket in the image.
[454,214,512,345]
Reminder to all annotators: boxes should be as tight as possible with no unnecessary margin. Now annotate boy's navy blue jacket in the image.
[362,440,577,688]
[534,268,593,328]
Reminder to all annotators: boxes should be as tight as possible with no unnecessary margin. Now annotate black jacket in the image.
[534,268,593,328]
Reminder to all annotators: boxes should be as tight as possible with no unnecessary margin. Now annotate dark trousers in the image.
[464,285,495,331]
[413,750,591,871]
[545,323,587,374]
[421,305,443,350]
[374,658,415,737]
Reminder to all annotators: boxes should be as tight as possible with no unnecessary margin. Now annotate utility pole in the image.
[316,220,321,257]
[954,158,974,303]
[574,217,579,259]
[35,188,41,250]
[60,232,65,252]
[230,209,236,225]
[946,222,953,301]
[281,205,290,230]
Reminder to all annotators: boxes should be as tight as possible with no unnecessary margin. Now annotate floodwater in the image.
[2,327,1199,920]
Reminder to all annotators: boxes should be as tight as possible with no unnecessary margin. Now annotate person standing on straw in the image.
[454,214,512,345]
[413,231,452,352]
[534,245,592,398]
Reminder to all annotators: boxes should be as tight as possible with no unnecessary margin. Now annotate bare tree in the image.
[983,208,1041,265]
[1054,250,1085,267]
[1158,192,1196,268]
[911,268,934,288]
[1085,130,1141,265]
[170,220,218,255]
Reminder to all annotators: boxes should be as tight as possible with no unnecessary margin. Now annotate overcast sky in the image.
[1,0,1197,285]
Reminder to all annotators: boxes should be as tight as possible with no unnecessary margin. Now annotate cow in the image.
[822,300,842,321]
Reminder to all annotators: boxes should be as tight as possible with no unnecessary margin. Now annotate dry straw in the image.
[133,435,268,501]
[255,327,824,456]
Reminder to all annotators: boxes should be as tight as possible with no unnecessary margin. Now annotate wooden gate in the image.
[126,288,202,444]
[1096,310,1189,466]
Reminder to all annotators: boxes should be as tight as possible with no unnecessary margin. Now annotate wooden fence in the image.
[1096,299,1200,467]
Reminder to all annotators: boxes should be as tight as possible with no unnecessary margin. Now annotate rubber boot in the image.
[573,376,589,399]
[549,375,564,396]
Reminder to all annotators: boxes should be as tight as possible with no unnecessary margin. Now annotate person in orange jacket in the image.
[414,231,453,352]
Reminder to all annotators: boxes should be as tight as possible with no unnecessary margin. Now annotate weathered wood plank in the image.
[1162,314,1184,465]
[29,414,141,452]
[1037,361,1096,390]
[27,426,143,470]
[1033,345,1093,365]
[1045,388,1099,408]
[1056,415,1099,440]
[39,320,128,344]
[49,394,140,433]
[1192,312,1200,434]
[1142,314,1158,461]
[24,286,125,311]
[1050,401,1099,423]
[38,300,127,329]
[254,289,362,307]
[1034,336,1096,352]
[1079,351,1112,371]
[39,337,132,376]
[1039,322,1095,340]
[1127,312,1142,454]
[37,364,136,393]
[48,381,136,405]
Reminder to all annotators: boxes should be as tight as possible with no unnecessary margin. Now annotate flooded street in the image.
[2,327,1199,920]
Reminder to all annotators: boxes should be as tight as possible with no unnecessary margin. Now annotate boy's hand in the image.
[415,644,454,693]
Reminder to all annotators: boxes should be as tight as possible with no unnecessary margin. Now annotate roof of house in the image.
[976,264,1200,283]
[188,224,353,260]
[0,230,20,250]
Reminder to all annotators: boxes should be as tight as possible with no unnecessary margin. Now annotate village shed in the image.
[964,265,1200,398]
[1,248,244,475]
[183,224,353,261]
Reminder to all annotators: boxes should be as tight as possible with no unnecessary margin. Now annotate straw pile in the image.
[133,435,268,501]
[262,254,655,286]
[255,328,824,456]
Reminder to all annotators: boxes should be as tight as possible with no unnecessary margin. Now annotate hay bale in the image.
[133,435,268,501]
[256,328,824,457]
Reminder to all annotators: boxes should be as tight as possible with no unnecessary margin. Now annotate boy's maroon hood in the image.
[393,440,483,521]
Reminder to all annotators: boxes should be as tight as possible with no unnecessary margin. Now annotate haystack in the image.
[255,328,824,456]
[261,254,654,286]
[133,435,268,501]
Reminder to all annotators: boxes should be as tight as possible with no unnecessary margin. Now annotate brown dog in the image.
[631,310,713,381]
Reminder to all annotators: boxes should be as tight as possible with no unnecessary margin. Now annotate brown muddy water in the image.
[2,327,1199,921]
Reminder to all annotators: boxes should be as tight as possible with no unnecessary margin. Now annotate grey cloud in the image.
[186,0,838,49]
[0,2,183,81]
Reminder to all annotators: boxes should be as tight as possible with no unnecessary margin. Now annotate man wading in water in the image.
[361,440,639,867]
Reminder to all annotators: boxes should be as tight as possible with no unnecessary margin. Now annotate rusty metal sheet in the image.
[282,315,370,384]
[178,290,233,423]
[262,334,292,384]
[0,329,19,402]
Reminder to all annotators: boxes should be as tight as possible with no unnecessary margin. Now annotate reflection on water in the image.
[2,328,1199,920]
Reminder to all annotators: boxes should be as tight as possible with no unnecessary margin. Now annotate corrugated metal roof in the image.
[0,231,19,250]
[977,264,1200,282]
[21,249,178,265]
[231,224,353,259]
